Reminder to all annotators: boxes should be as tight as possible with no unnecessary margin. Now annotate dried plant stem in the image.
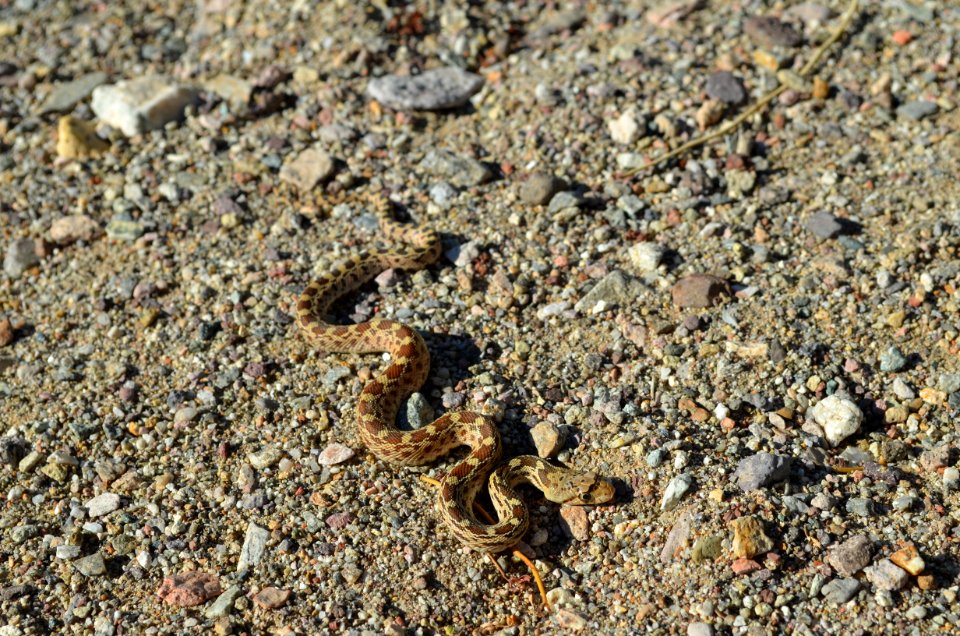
[624,0,860,176]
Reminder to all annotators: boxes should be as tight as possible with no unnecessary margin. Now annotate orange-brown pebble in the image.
[917,574,936,590]
[892,30,913,45]
[0,319,13,347]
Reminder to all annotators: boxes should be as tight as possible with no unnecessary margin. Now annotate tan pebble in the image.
[889,544,925,576]
[917,574,936,590]
[49,214,101,244]
[252,586,291,609]
[214,617,232,636]
[730,515,774,559]
[695,99,726,131]
[531,421,565,458]
[886,310,906,328]
[753,49,782,71]
[140,308,159,327]
[919,387,946,405]
[56,115,110,159]
[812,77,829,100]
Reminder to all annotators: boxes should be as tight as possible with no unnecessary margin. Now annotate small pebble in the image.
[705,71,746,105]
[821,578,860,604]
[827,535,872,577]
[671,274,731,308]
[252,587,291,609]
[519,172,566,205]
[864,559,909,591]
[279,146,335,191]
[317,443,355,465]
[661,473,694,511]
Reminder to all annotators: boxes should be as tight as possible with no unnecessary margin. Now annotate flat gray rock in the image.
[821,577,860,604]
[367,66,483,111]
[39,72,108,114]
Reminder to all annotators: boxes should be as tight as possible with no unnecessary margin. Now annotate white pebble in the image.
[809,395,863,447]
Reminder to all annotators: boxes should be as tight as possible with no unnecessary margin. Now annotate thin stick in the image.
[417,474,552,610]
[623,0,860,176]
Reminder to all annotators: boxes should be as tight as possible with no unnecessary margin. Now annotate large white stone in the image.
[92,76,199,137]
[809,394,862,447]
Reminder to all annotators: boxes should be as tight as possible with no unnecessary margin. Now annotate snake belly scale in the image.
[296,194,614,553]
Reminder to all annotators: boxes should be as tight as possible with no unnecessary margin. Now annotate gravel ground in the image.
[2,0,960,634]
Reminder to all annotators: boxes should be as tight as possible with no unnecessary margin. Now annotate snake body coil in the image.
[296,195,614,553]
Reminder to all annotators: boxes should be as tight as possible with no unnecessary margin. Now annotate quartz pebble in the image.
[237,522,270,572]
[661,473,694,511]
[317,443,355,465]
[85,492,121,517]
[628,243,664,272]
[808,395,862,447]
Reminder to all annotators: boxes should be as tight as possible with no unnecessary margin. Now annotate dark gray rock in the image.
[705,71,747,105]
[732,453,791,491]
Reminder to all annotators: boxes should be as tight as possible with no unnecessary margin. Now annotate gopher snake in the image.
[296,194,614,553]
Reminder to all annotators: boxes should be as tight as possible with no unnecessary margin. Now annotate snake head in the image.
[553,471,616,506]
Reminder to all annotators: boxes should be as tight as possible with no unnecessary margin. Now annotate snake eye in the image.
[581,493,592,502]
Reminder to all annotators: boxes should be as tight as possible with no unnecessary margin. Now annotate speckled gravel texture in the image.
[2,1,960,635]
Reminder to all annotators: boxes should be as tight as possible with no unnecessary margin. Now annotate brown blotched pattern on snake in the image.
[296,194,615,553]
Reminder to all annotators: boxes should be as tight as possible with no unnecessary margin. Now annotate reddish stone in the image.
[731,558,762,575]
[325,511,355,529]
[671,274,731,308]
[892,30,913,45]
[156,572,221,607]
